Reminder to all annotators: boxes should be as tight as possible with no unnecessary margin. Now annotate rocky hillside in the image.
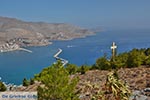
[12,66,150,100]
[0,16,94,48]
[77,66,150,100]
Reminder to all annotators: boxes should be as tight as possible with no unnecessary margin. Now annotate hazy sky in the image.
[0,0,150,30]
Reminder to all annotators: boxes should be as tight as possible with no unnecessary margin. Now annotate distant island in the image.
[0,16,94,52]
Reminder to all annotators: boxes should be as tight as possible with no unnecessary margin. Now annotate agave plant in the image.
[105,71,131,100]
[92,71,131,100]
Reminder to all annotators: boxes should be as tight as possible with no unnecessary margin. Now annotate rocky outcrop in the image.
[0,16,94,52]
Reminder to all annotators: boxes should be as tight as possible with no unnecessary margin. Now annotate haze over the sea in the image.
[0,0,150,30]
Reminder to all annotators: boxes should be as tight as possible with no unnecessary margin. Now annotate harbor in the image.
[53,48,68,66]
[18,48,32,53]
[0,43,32,53]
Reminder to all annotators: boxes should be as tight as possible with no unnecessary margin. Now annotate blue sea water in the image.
[0,29,150,85]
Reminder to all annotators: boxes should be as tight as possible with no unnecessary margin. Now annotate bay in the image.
[0,29,150,85]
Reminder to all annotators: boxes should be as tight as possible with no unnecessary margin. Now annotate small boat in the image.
[67,45,74,48]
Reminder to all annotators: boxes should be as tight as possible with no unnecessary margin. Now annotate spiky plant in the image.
[91,71,131,100]
[105,71,131,100]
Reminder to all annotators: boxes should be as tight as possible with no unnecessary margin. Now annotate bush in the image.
[23,78,29,86]
[36,61,79,100]
[30,78,35,85]
[95,56,111,70]
[77,65,90,74]
[145,55,150,66]
[66,64,78,75]
[145,48,150,56]
[112,52,128,68]
[0,81,6,91]
[127,49,146,67]
[93,48,150,70]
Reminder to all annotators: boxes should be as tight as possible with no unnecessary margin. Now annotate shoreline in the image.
[0,33,95,53]
[0,44,33,53]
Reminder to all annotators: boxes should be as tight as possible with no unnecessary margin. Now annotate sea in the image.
[0,29,150,85]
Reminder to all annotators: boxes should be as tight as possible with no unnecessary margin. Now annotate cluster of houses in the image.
[0,42,20,52]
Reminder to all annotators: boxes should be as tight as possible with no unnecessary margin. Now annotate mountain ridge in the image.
[0,16,94,52]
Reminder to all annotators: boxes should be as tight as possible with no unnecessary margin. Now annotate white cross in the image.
[111,42,117,50]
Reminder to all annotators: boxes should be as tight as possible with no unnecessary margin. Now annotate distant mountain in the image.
[0,16,94,47]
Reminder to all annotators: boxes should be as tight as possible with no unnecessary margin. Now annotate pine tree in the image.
[36,61,79,100]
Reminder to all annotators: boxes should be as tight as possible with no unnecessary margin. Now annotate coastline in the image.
[0,43,33,53]
[0,33,95,53]
[0,16,96,53]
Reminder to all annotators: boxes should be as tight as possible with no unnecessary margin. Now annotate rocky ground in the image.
[9,66,150,100]
[76,66,150,100]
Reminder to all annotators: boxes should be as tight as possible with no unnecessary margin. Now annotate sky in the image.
[0,0,150,30]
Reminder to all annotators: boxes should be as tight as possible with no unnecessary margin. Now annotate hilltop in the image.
[13,66,150,100]
[0,16,94,52]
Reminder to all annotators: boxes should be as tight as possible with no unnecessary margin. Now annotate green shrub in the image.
[127,49,146,67]
[93,48,150,70]
[145,48,150,56]
[23,78,29,86]
[77,65,90,74]
[95,57,111,70]
[36,61,79,100]
[30,78,35,85]
[66,64,78,75]
[145,55,150,66]
[112,52,128,68]
[0,81,6,91]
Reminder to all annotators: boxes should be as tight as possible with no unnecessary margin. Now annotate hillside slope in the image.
[0,17,94,50]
